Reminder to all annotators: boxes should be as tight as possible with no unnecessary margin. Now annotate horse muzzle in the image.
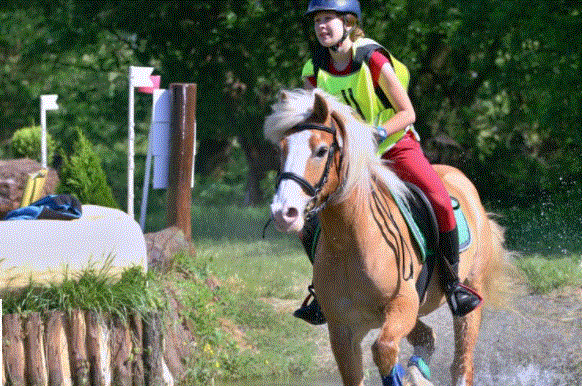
[270,199,306,234]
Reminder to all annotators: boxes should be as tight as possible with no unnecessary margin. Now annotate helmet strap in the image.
[330,18,354,52]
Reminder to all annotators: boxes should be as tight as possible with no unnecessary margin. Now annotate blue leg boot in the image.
[381,363,405,386]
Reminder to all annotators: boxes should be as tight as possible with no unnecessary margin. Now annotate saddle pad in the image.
[393,193,472,262]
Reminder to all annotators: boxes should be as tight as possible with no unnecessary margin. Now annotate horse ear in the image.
[331,111,345,147]
[311,92,329,123]
[279,90,289,102]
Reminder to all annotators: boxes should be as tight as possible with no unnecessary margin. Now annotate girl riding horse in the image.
[295,0,482,325]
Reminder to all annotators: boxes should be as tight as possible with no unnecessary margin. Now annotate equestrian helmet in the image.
[305,0,362,21]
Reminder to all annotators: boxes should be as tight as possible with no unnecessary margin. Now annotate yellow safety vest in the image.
[302,38,416,153]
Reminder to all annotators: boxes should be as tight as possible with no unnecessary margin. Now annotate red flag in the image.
[138,75,161,94]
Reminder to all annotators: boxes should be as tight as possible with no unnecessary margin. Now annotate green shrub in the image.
[58,128,119,208]
[11,125,57,162]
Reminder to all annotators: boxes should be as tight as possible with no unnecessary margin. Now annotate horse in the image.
[263,88,508,385]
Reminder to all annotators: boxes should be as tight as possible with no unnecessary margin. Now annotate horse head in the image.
[265,90,346,233]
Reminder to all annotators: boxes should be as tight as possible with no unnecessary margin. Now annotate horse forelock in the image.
[264,88,409,203]
[263,89,316,144]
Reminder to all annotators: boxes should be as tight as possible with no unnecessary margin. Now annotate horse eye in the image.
[315,146,328,158]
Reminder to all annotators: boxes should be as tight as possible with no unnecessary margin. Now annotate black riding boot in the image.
[439,227,483,317]
[294,217,327,325]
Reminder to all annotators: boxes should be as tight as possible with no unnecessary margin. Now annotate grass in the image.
[515,254,582,294]
[167,242,318,385]
[1,256,165,319]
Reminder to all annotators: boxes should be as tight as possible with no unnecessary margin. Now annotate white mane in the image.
[264,88,409,204]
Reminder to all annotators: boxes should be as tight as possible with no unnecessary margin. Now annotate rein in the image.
[275,121,342,219]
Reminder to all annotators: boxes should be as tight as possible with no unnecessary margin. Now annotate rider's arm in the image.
[376,61,416,137]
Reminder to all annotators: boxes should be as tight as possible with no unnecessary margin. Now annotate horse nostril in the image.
[285,207,299,220]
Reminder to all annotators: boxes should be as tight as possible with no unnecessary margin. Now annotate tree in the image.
[1,0,581,207]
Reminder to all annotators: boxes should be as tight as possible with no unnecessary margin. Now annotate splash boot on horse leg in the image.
[406,319,435,384]
[372,296,419,386]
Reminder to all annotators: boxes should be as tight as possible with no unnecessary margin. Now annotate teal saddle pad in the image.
[393,189,472,262]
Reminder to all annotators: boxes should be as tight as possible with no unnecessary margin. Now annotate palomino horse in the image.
[264,89,507,385]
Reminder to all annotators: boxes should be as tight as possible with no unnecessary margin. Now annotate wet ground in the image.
[310,283,582,385]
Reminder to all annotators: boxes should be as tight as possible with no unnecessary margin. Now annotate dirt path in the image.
[309,284,582,385]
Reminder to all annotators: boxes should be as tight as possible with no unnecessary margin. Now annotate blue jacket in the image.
[4,194,82,220]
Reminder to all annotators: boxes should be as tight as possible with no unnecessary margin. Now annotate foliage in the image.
[57,127,119,208]
[493,178,582,255]
[1,0,581,207]
[10,125,57,162]
[194,140,249,206]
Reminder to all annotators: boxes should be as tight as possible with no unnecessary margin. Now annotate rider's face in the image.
[313,11,345,47]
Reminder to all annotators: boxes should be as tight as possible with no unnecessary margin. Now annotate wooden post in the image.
[67,309,90,385]
[2,314,25,386]
[143,312,164,386]
[167,83,197,241]
[85,310,106,386]
[110,315,132,386]
[44,310,71,386]
[130,314,145,386]
[24,312,47,386]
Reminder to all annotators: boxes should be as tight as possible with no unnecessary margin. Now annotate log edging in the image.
[2,310,174,386]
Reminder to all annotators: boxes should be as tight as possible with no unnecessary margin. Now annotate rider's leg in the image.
[294,216,326,325]
[383,132,482,317]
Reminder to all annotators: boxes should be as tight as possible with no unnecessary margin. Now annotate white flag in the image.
[40,94,59,111]
[129,66,154,88]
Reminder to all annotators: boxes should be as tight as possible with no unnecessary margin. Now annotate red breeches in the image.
[383,132,456,233]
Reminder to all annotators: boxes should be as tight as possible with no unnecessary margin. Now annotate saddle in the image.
[299,183,472,304]
[392,182,472,302]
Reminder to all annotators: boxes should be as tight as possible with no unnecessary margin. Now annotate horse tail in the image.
[481,215,518,308]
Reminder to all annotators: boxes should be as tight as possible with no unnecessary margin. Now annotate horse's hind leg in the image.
[406,319,434,384]
[450,308,482,385]
[407,319,435,363]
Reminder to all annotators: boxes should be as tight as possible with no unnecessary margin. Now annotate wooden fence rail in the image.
[2,310,174,386]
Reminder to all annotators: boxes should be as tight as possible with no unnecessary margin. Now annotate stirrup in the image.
[293,285,326,325]
[445,282,483,317]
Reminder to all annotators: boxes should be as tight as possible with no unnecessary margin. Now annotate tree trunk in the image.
[239,136,279,206]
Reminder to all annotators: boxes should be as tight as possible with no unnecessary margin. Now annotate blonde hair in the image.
[343,14,365,41]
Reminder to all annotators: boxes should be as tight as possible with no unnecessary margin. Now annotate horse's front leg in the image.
[328,322,365,385]
[372,295,419,386]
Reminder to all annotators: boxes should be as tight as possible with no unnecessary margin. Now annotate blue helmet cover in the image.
[306,0,361,20]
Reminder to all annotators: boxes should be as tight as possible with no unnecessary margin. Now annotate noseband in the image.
[276,121,342,218]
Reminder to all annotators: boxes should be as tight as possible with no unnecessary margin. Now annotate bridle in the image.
[275,120,342,219]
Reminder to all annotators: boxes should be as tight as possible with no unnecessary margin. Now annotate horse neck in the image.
[318,179,383,252]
